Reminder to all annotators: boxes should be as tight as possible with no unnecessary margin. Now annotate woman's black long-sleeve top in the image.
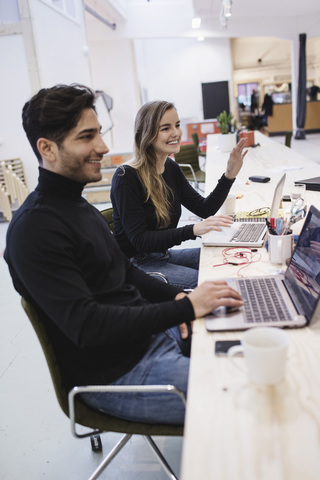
[111,158,235,258]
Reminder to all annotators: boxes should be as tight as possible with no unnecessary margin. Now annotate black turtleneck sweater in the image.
[4,168,194,387]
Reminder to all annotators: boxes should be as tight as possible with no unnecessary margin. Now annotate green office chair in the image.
[100,207,169,283]
[191,133,206,158]
[100,206,114,232]
[21,297,185,480]
[285,131,293,148]
[174,144,205,191]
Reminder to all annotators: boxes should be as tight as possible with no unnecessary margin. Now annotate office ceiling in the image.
[193,0,320,18]
[84,0,320,40]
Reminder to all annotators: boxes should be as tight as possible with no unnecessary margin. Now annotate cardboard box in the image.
[86,172,114,189]
[86,190,111,204]
[101,155,113,168]
[101,152,133,167]
[239,130,255,146]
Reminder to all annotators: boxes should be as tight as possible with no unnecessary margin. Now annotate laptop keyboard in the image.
[234,217,266,223]
[230,223,266,243]
[238,277,292,323]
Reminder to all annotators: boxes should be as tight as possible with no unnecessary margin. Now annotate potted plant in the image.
[217,110,237,151]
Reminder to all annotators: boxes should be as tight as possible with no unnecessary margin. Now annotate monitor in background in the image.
[201,81,230,120]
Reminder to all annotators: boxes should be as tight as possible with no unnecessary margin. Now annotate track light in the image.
[220,11,227,28]
[220,6,227,28]
[220,0,232,28]
[223,0,232,17]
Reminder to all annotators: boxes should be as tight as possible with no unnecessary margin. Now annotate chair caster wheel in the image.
[90,434,102,452]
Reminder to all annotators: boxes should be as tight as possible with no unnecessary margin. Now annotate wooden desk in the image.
[181,131,320,480]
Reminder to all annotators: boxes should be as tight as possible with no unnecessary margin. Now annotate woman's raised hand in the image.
[193,215,233,236]
[225,137,248,180]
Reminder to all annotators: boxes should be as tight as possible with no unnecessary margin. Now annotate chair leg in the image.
[88,433,132,480]
[144,435,179,480]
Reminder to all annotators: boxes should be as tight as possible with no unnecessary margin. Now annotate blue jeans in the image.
[81,325,191,425]
[131,248,200,290]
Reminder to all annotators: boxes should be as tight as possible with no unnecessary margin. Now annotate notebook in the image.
[205,204,320,331]
[202,173,286,247]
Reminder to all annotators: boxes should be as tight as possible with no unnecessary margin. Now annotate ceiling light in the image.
[192,17,201,29]
[223,0,232,17]
[220,8,228,28]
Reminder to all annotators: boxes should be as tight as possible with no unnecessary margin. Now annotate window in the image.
[237,82,259,110]
[0,0,20,24]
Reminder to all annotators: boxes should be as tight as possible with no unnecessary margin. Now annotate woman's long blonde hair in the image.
[131,101,175,228]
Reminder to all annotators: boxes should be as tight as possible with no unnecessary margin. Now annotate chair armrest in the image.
[146,272,169,283]
[175,163,198,189]
[68,384,186,438]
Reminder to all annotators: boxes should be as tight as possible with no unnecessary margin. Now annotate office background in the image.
[1,2,320,479]
[0,0,319,192]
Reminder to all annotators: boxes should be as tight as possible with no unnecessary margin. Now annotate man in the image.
[4,84,243,425]
[250,89,258,113]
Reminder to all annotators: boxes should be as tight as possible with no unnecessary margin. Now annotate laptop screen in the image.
[285,205,320,322]
[270,173,286,218]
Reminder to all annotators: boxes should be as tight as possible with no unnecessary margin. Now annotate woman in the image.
[111,101,247,290]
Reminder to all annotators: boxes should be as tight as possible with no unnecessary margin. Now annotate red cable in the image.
[213,247,261,276]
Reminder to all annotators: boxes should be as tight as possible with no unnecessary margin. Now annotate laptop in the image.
[295,177,320,192]
[205,204,320,331]
[202,173,286,248]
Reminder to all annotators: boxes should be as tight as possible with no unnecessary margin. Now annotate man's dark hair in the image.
[22,84,96,164]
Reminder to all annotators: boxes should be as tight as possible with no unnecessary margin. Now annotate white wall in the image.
[0,34,36,190]
[134,37,233,123]
[88,38,140,153]
[88,36,233,150]
[0,0,93,191]
[31,0,92,87]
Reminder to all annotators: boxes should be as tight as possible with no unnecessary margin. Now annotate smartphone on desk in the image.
[215,340,241,356]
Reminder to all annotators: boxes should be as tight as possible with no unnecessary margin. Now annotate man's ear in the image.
[37,138,57,164]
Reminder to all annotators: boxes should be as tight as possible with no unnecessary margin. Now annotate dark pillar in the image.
[295,33,307,140]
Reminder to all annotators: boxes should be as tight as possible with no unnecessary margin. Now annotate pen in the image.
[276,218,283,235]
[281,219,287,235]
[266,218,277,235]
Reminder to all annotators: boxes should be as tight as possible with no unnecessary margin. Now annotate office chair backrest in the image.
[100,207,114,232]
[21,298,70,417]
[174,144,200,172]
[285,131,293,148]
[21,297,183,438]
[191,132,200,149]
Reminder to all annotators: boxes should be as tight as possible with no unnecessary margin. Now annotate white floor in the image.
[0,133,319,480]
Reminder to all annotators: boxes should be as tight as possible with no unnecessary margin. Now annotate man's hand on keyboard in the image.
[188,280,244,318]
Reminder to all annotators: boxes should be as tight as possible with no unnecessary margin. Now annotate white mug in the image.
[220,194,236,216]
[228,327,288,386]
[268,232,294,264]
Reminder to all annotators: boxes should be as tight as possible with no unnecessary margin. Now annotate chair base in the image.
[88,433,179,480]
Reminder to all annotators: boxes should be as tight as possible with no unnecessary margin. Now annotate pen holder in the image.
[268,232,294,265]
